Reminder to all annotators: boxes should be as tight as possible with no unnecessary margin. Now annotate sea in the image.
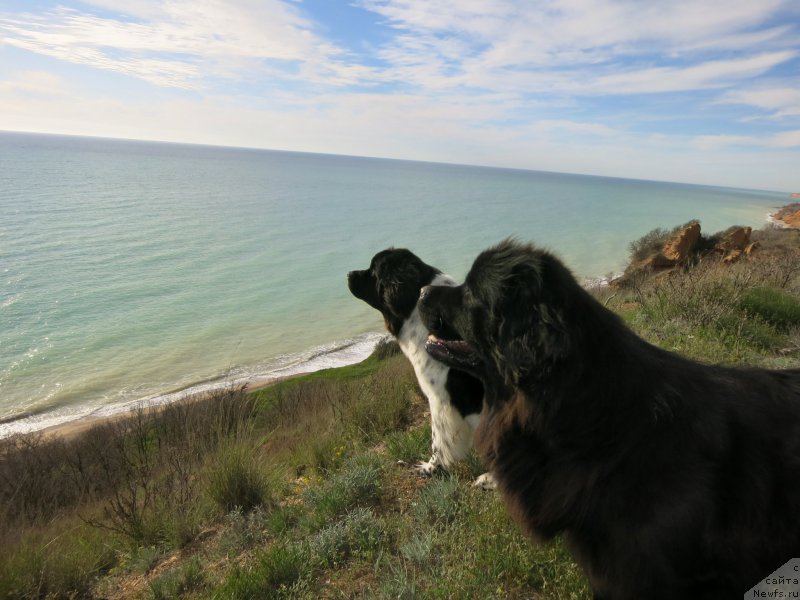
[0,131,789,437]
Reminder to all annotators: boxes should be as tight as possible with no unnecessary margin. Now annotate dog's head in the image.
[419,239,576,388]
[348,248,440,336]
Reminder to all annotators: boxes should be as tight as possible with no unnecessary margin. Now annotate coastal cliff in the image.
[613,201,800,287]
[772,202,800,229]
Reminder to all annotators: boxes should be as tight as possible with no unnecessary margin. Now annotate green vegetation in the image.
[1,224,799,599]
[614,224,800,366]
[740,286,800,329]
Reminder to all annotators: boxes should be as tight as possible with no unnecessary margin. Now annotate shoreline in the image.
[1,331,388,442]
[38,373,293,442]
[5,204,794,444]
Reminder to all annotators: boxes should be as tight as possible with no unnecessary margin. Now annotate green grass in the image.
[213,543,311,600]
[741,286,800,329]
[386,422,431,464]
[0,521,118,600]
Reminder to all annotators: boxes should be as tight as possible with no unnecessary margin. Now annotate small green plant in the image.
[413,474,461,526]
[400,532,434,565]
[304,453,384,521]
[217,507,271,557]
[208,444,272,513]
[310,507,386,567]
[213,543,310,600]
[148,557,205,599]
[372,556,422,600]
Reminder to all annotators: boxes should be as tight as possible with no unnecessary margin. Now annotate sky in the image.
[1,1,799,191]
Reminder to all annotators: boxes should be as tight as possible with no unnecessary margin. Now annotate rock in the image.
[771,203,800,229]
[714,226,752,253]
[615,221,702,287]
[723,249,742,264]
[744,241,759,256]
[783,211,800,228]
[661,221,701,265]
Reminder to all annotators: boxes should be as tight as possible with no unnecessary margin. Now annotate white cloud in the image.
[719,87,800,119]
[0,71,67,96]
[359,0,794,67]
[532,119,617,137]
[0,1,363,89]
[588,51,797,95]
[690,134,759,150]
[769,130,800,147]
[347,0,799,103]
[691,131,800,149]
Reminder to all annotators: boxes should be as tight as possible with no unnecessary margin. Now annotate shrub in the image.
[371,337,402,360]
[216,507,272,557]
[627,220,702,264]
[413,474,461,526]
[628,226,669,262]
[400,532,434,565]
[208,443,272,513]
[304,453,384,521]
[148,557,206,599]
[310,508,386,567]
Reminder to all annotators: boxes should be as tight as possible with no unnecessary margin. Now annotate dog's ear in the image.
[480,242,571,384]
[376,250,435,320]
[383,268,422,318]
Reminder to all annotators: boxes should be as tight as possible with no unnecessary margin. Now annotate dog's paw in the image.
[472,472,497,490]
[412,459,442,477]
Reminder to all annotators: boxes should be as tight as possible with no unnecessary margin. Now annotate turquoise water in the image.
[0,132,787,435]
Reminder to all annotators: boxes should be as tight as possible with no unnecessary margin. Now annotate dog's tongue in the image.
[426,335,480,371]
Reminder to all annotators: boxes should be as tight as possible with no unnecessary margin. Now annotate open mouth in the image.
[425,334,481,372]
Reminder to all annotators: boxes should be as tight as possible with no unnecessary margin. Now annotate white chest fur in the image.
[396,273,477,469]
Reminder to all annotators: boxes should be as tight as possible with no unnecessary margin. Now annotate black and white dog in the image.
[348,248,493,487]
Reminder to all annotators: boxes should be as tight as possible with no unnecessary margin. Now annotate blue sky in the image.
[1,0,799,190]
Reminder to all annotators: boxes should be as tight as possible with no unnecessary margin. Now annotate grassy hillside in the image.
[1,224,799,600]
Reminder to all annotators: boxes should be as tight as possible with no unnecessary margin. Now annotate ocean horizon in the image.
[0,131,790,437]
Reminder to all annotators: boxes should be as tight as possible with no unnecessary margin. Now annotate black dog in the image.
[419,239,800,600]
[348,249,493,487]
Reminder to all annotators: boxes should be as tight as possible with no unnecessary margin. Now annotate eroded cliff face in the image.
[615,220,755,286]
[772,202,800,229]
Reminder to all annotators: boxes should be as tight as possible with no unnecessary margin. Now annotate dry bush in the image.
[0,385,257,542]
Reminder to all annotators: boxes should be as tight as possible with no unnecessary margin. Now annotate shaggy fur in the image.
[347,249,492,486]
[419,239,800,600]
